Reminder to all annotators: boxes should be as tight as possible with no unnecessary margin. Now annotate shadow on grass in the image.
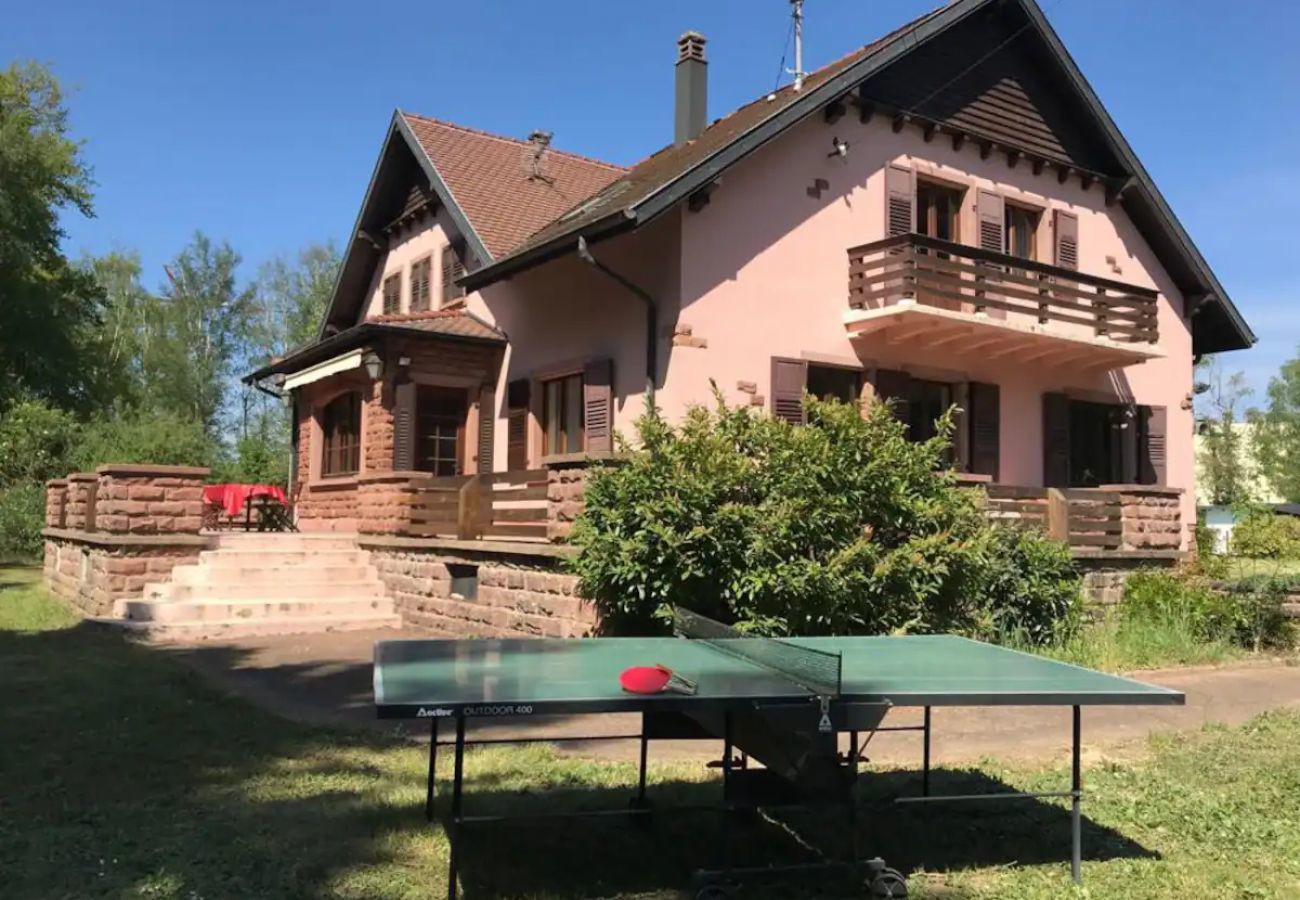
[447,767,1154,899]
[0,619,1155,899]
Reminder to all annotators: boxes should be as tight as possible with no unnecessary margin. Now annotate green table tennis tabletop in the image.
[374,634,1182,718]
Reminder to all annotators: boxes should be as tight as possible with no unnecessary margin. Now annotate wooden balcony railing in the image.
[405,469,549,541]
[847,234,1159,345]
[976,483,1182,555]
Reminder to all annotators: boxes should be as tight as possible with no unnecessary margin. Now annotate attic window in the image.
[410,257,432,312]
[441,242,467,306]
[382,274,401,315]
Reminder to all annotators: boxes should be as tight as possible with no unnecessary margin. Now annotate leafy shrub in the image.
[72,410,215,471]
[0,483,45,562]
[571,393,1080,642]
[1123,569,1294,652]
[0,398,80,485]
[1231,511,1300,559]
[979,525,1081,645]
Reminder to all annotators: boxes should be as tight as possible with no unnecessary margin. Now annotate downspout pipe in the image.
[576,236,657,404]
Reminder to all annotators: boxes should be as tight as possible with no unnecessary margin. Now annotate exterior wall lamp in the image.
[362,349,383,381]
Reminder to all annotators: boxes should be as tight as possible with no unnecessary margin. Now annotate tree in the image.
[251,241,340,359]
[1253,351,1300,502]
[0,62,107,412]
[1195,358,1252,505]
[139,233,256,433]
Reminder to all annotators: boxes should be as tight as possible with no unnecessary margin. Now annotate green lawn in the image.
[3,566,1299,898]
[1222,556,1300,580]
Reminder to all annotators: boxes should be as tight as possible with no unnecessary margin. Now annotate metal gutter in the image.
[576,236,658,400]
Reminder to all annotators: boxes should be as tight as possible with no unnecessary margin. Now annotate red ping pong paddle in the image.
[620,664,698,696]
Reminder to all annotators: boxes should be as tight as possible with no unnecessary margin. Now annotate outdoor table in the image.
[202,483,289,530]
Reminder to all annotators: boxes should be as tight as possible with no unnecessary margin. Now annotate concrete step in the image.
[97,612,403,642]
[170,564,377,585]
[197,549,372,568]
[155,580,385,602]
[212,534,359,552]
[117,596,393,623]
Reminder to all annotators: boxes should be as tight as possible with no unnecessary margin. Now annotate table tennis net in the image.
[673,608,842,698]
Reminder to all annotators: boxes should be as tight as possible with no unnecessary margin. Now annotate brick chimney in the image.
[675,32,708,147]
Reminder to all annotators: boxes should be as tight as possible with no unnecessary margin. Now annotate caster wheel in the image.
[694,886,735,900]
[866,867,907,898]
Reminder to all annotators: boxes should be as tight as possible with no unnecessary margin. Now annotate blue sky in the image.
[6,0,1298,404]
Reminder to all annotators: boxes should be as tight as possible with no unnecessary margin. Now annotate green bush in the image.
[571,393,1080,642]
[72,410,215,471]
[1123,569,1294,652]
[978,525,1081,645]
[0,398,80,485]
[0,483,45,562]
[1231,511,1300,559]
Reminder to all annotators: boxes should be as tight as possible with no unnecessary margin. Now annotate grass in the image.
[1221,556,1300,581]
[3,565,1300,898]
[1017,613,1247,672]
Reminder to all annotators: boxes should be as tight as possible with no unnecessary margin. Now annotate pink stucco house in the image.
[247,0,1253,556]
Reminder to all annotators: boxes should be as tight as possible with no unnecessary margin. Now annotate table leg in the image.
[1071,705,1082,885]
[447,715,466,900]
[425,718,438,822]
[720,711,733,876]
[922,706,932,797]
[635,714,649,807]
[848,729,861,865]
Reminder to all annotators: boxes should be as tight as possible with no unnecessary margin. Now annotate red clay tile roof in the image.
[497,6,946,263]
[401,114,627,260]
[370,309,505,342]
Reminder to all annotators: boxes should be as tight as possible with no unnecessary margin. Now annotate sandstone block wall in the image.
[547,465,590,542]
[45,480,67,528]
[93,465,207,535]
[1116,487,1182,552]
[369,546,595,638]
[44,540,203,617]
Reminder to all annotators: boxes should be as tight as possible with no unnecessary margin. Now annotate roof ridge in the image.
[400,112,628,173]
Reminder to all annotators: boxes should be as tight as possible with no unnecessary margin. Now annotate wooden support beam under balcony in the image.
[845,234,1163,370]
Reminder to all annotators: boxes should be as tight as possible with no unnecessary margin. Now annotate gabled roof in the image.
[459,0,1252,354]
[320,0,1251,354]
[401,114,626,260]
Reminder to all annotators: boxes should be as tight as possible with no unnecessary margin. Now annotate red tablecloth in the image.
[202,483,289,518]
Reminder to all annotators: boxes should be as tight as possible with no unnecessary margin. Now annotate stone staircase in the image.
[110,533,400,640]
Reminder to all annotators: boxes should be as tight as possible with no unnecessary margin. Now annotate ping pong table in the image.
[375,609,1183,898]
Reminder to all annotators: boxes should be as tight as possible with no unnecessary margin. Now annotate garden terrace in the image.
[845,234,1162,371]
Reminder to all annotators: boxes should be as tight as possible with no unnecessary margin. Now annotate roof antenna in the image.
[787,0,806,91]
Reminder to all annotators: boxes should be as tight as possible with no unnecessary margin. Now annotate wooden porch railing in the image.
[847,234,1159,345]
[406,469,549,541]
[979,483,1180,553]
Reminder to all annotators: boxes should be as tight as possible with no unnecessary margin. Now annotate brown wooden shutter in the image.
[505,379,530,470]
[969,381,1000,479]
[1053,210,1079,271]
[476,384,495,474]
[873,369,913,431]
[392,377,416,470]
[1138,405,1167,485]
[885,164,915,237]
[1043,392,1071,487]
[583,358,614,452]
[770,357,808,424]
[441,241,467,306]
[977,190,1005,253]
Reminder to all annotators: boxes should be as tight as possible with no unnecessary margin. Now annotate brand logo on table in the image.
[416,707,454,718]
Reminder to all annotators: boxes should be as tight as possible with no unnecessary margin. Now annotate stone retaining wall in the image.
[42,464,212,617]
[547,465,591,542]
[361,539,596,638]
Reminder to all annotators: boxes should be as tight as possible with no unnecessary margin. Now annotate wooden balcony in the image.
[845,234,1162,371]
